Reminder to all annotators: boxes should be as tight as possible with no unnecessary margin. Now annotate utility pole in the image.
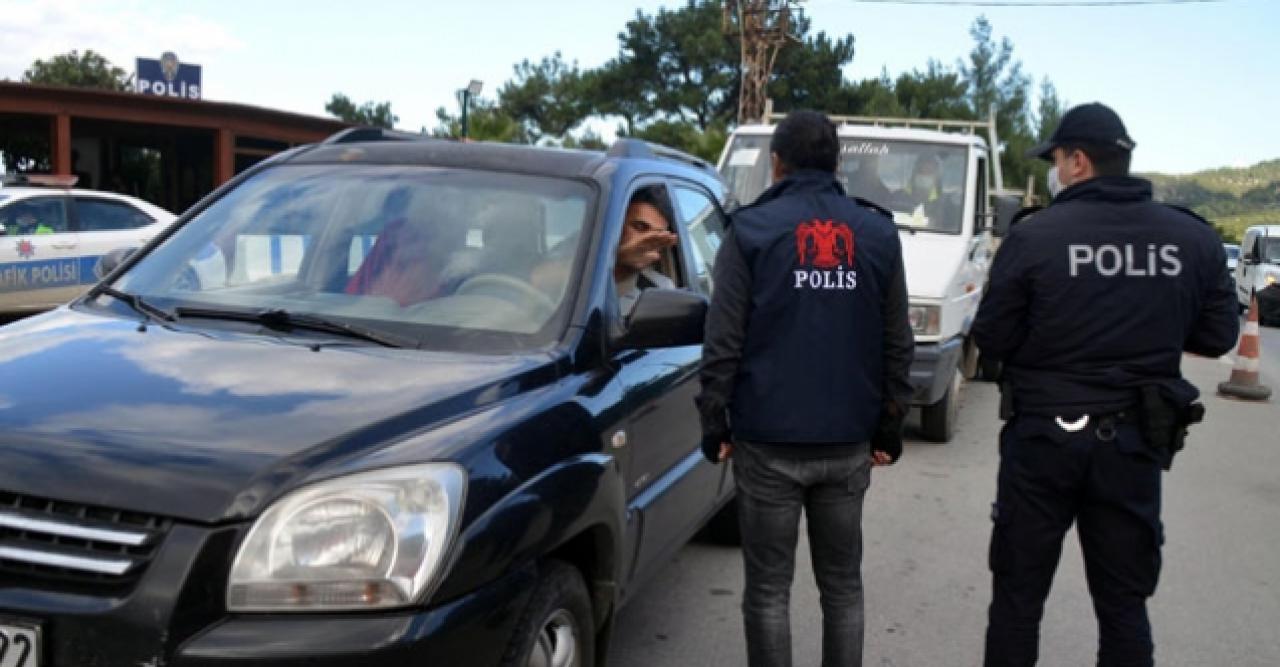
[723,0,803,125]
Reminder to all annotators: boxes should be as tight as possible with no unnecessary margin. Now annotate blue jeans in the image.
[733,441,872,667]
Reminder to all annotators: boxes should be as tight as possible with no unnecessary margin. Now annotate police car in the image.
[0,175,174,315]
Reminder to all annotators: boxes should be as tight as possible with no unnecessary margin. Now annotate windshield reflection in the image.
[115,164,593,352]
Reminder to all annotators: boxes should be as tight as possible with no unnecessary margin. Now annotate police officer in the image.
[697,110,914,667]
[973,102,1240,666]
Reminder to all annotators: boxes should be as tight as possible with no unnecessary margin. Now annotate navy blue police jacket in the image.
[697,169,914,451]
[973,175,1240,416]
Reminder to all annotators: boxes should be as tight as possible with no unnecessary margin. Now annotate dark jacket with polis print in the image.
[696,169,914,451]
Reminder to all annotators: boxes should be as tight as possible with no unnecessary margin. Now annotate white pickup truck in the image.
[718,112,1020,442]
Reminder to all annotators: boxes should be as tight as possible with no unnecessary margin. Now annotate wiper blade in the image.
[174,306,415,349]
[98,285,175,323]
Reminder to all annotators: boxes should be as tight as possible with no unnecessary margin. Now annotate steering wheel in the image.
[454,273,556,321]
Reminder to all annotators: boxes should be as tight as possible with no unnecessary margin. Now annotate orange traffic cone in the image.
[1218,295,1272,401]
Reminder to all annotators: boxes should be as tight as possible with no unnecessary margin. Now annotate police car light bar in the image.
[0,174,79,188]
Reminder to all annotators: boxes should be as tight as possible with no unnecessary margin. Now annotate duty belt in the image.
[1053,410,1132,442]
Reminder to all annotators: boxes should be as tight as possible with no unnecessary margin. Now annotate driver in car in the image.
[615,186,678,315]
[904,157,943,209]
[897,156,959,230]
[527,187,679,315]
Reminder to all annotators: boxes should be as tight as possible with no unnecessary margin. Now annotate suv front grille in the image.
[0,491,170,591]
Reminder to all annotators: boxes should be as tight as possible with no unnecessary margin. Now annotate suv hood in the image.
[0,309,557,523]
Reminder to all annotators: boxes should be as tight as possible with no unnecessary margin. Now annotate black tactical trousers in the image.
[984,414,1163,667]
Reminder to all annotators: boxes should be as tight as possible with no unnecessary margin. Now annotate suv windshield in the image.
[721,135,969,234]
[111,164,593,352]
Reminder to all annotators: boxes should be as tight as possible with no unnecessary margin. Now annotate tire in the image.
[501,561,595,667]
[960,337,980,381]
[697,496,742,546]
[919,368,961,443]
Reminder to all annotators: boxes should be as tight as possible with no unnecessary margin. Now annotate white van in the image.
[718,113,1018,442]
[1235,225,1280,311]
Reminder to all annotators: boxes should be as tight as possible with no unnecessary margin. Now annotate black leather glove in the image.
[871,403,906,464]
[701,431,729,464]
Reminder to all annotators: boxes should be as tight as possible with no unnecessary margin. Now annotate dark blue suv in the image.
[0,130,737,666]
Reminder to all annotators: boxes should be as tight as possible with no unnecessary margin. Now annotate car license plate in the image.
[0,621,41,667]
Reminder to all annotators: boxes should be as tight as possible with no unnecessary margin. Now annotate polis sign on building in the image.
[136,51,202,100]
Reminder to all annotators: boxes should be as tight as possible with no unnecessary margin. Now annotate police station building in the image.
[0,70,347,214]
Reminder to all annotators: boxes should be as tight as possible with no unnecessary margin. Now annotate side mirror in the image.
[992,195,1022,238]
[614,288,707,350]
[94,247,138,280]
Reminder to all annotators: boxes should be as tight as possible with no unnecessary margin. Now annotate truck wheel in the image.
[501,561,594,667]
[698,496,741,546]
[920,369,961,443]
[960,337,980,380]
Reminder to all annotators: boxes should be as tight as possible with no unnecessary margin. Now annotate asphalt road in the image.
[609,354,1280,666]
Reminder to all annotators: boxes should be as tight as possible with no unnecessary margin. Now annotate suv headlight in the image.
[227,464,466,612]
[908,303,941,337]
[1265,271,1279,286]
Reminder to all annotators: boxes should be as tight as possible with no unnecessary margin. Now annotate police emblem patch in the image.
[795,219,854,269]
[793,219,858,291]
[16,239,35,259]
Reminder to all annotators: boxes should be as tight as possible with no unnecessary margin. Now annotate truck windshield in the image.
[721,135,970,234]
[109,164,593,352]
[1262,237,1280,264]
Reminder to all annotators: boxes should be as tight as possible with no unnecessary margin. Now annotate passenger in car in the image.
[345,216,451,307]
[615,186,679,315]
[846,153,893,207]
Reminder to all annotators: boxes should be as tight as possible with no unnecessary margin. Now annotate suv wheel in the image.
[502,561,594,667]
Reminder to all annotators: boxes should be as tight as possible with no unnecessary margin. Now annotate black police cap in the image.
[1026,102,1135,161]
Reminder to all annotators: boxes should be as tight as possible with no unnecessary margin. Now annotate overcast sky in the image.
[2,0,1275,174]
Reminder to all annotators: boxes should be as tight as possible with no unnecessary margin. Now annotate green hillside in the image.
[1145,159,1280,243]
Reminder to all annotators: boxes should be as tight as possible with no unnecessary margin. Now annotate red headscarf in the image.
[345,217,442,307]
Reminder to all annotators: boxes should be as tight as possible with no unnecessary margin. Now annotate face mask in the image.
[913,175,937,194]
[1047,166,1063,199]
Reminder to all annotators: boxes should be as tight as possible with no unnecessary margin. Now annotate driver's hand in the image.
[618,229,678,268]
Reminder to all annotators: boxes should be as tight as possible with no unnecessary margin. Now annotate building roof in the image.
[0,82,348,143]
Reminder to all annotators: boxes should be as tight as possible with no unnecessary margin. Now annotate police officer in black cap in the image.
[974,102,1239,666]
